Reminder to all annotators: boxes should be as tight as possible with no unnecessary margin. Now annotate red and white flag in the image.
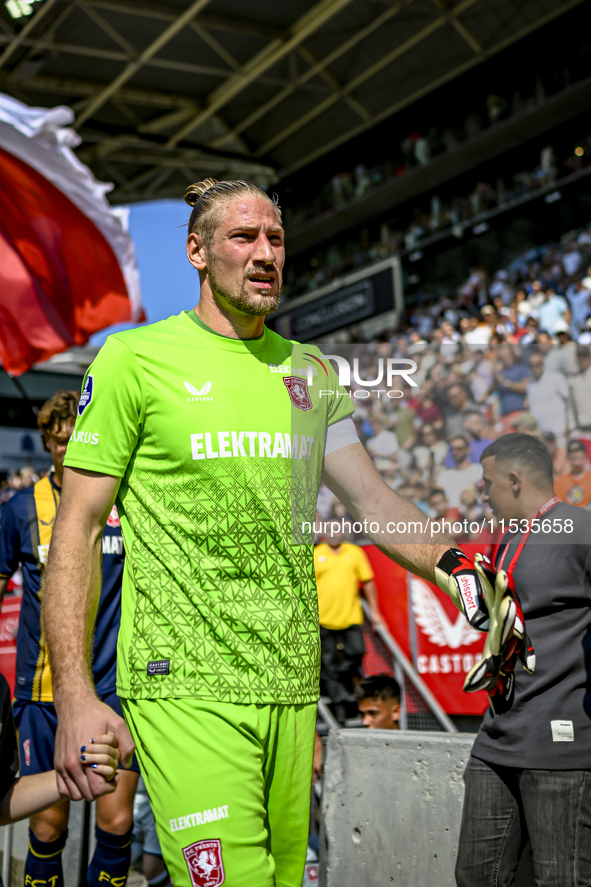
[0,92,143,376]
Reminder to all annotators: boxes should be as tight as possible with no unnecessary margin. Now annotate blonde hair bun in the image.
[184,178,219,207]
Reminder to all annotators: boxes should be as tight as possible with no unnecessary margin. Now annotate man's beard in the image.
[208,256,282,317]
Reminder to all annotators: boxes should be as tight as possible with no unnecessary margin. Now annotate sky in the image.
[91,200,200,346]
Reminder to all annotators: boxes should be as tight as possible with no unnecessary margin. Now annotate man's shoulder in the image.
[106,315,185,354]
[552,500,591,539]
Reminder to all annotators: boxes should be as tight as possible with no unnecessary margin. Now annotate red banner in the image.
[0,94,143,375]
[0,596,20,697]
[363,546,488,716]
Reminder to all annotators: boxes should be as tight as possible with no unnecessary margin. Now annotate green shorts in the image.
[121,698,316,887]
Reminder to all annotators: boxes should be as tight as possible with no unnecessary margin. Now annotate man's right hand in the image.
[54,695,135,801]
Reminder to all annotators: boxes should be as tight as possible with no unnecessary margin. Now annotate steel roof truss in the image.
[210,0,414,149]
[254,0,480,157]
[286,0,585,173]
[165,0,357,148]
[74,0,214,127]
[0,0,62,68]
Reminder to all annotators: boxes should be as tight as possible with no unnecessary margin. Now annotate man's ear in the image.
[187,232,208,271]
[508,470,522,497]
[392,701,401,723]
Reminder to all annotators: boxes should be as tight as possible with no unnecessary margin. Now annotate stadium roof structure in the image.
[0,0,585,203]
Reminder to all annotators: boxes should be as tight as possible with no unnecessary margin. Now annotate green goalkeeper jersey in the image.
[64,311,354,704]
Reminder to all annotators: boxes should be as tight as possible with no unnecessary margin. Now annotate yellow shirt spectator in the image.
[314,542,375,630]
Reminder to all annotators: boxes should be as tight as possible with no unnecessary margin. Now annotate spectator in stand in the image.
[413,388,441,425]
[565,277,591,337]
[510,413,542,438]
[428,487,462,523]
[537,288,570,335]
[527,280,546,312]
[427,488,467,542]
[443,383,479,438]
[407,330,429,355]
[493,344,530,428]
[554,440,591,508]
[435,435,483,508]
[579,317,591,346]
[479,305,498,343]
[514,289,534,325]
[540,145,558,185]
[526,350,569,442]
[443,410,490,467]
[568,346,591,458]
[462,410,493,463]
[378,454,403,492]
[460,488,484,526]
[391,395,418,448]
[542,431,568,478]
[366,415,399,459]
[544,324,578,376]
[462,316,487,351]
[441,320,461,354]
[408,423,448,481]
[314,523,384,724]
[519,316,540,347]
[356,675,402,730]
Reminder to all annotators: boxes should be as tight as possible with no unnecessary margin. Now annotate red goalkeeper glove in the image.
[463,556,535,714]
[434,548,491,631]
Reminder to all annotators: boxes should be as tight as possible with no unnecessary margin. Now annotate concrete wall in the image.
[320,729,534,887]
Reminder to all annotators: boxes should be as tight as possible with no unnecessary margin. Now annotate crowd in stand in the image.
[5,223,591,556]
[0,466,41,505]
[317,221,591,540]
[287,135,591,297]
[284,40,591,231]
[281,36,591,299]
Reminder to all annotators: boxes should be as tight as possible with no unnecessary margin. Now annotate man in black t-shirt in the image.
[456,433,591,887]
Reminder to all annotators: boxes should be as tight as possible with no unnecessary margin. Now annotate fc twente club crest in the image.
[183,840,225,887]
[283,375,312,411]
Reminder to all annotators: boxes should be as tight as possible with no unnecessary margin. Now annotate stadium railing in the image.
[360,599,457,733]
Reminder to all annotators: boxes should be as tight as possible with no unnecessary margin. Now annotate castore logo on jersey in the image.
[184,381,213,402]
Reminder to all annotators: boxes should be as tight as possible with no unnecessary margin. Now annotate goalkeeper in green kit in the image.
[43,179,528,887]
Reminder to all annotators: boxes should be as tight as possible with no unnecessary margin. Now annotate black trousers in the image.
[456,755,591,887]
[319,624,365,723]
